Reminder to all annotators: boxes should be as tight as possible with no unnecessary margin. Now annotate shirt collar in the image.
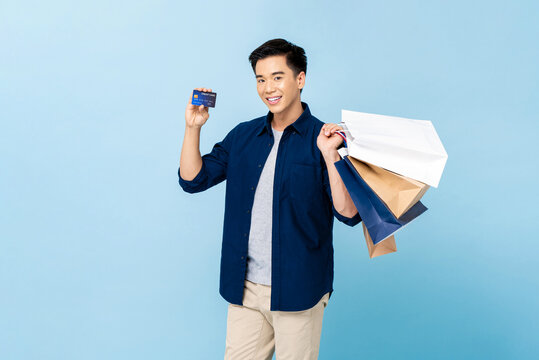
[257,102,312,137]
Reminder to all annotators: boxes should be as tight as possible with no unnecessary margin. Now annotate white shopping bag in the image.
[341,110,448,188]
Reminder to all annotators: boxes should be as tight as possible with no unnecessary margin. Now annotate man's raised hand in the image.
[185,87,212,129]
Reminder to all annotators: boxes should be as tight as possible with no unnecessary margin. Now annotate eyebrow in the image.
[256,71,285,78]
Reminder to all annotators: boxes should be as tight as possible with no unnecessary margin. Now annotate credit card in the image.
[192,90,217,107]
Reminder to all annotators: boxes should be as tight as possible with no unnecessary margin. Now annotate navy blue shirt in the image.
[178,102,361,311]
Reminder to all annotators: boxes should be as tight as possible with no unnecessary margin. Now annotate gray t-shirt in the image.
[245,127,283,285]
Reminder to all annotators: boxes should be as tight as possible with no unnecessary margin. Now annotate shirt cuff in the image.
[333,207,362,227]
[178,164,207,193]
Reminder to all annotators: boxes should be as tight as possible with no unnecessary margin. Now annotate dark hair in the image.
[249,38,307,93]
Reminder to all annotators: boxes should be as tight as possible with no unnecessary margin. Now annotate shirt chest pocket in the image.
[289,162,324,203]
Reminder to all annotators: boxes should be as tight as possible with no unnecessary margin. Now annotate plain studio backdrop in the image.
[1,1,538,359]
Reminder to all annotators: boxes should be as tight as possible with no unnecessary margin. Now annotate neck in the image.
[271,99,304,131]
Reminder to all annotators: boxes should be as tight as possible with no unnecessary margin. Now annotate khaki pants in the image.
[224,280,330,360]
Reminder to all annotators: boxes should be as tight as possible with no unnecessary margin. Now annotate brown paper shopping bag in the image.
[348,156,429,218]
[363,223,397,258]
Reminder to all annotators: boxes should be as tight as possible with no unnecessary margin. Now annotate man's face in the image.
[255,55,305,114]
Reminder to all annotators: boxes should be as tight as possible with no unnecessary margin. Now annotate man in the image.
[178,38,361,360]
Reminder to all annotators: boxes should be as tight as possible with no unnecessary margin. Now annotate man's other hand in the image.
[317,123,344,158]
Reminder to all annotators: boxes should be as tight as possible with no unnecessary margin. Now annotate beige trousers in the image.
[224,280,330,360]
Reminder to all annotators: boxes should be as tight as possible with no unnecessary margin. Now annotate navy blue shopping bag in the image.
[335,156,428,244]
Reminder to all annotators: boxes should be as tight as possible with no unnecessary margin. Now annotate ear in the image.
[296,71,306,90]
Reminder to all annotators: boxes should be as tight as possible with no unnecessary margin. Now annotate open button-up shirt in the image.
[178,102,361,311]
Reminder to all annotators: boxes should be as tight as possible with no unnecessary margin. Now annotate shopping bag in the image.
[363,223,397,258]
[342,109,448,188]
[334,156,428,244]
[347,156,429,218]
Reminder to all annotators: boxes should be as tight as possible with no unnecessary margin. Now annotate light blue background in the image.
[1,1,538,359]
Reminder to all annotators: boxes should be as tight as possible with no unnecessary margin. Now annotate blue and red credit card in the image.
[192,90,217,107]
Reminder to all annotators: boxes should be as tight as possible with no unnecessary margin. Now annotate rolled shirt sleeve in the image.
[178,127,235,194]
[322,161,362,227]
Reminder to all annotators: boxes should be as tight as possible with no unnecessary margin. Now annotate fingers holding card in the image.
[192,89,217,108]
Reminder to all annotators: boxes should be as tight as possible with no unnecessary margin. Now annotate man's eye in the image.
[257,79,264,83]
[275,77,282,80]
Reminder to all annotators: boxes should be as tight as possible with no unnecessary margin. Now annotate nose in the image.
[265,80,276,94]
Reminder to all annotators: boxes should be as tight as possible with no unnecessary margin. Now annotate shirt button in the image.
[244,233,247,237]
[268,143,272,147]
[246,209,250,214]
[258,164,262,168]
[241,256,245,260]
[251,186,255,191]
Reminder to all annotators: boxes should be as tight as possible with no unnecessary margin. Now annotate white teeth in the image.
[268,96,281,101]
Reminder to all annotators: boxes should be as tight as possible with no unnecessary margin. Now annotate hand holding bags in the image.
[336,109,447,258]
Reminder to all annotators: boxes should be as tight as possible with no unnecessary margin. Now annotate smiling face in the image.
[255,55,305,115]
